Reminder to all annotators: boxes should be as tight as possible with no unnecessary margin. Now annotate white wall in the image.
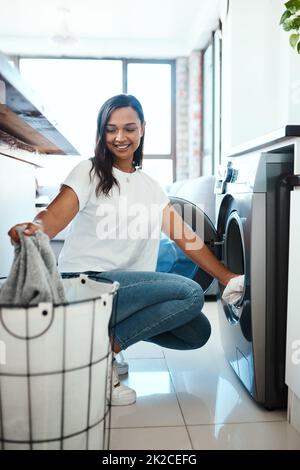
[221,0,300,154]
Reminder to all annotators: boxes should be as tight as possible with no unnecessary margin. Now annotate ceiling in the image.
[0,0,222,58]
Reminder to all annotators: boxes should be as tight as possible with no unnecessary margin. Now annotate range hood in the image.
[0,51,79,155]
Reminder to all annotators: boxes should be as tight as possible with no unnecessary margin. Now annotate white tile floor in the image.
[109,301,300,450]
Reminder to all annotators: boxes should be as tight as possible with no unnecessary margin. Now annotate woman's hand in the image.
[162,204,243,287]
[222,271,240,287]
[8,221,43,243]
[8,186,79,244]
[222,274,245,305]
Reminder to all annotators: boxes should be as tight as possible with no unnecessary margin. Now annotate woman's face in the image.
[105,107,144,164]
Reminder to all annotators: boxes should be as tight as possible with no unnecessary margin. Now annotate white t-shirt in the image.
[58,159,169,273]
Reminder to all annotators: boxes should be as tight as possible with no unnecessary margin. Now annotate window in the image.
[142,159,173,188]
[127,62,172,155]
[201,30,222,177]
[19,59,123,156]
[19,58,175,188]
[202,42,214,176]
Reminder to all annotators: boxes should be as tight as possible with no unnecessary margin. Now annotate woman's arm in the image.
[162,203,237,287]
[8,185,79,242]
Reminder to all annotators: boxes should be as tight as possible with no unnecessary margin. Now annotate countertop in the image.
[225,126,300,159]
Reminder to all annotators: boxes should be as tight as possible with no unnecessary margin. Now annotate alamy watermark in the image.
[0,340,6,365]
[95,198,205,251]
[291,340,300,366]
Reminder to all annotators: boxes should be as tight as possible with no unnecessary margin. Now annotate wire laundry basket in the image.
[0,275,119,450]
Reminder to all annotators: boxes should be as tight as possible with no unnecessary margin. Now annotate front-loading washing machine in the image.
[215,151,295,409]
[170,150,294,409]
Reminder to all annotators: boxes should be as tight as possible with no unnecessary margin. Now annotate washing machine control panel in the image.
[223,164,234,183]
[223,165,239,183]
[215,153,261,194]
[215,162,239,193]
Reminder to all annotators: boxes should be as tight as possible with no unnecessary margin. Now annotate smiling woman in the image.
[92,94,145,196]
[8,93,239,408]
[105,107,145,172]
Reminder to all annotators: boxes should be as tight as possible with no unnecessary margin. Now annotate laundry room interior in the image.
[1,0,300,452]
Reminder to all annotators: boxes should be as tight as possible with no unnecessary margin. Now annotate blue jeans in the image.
[62,271,211,351]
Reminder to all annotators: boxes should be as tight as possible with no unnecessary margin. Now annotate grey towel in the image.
[0,228,66,306]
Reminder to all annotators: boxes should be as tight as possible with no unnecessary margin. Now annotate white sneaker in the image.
[110,365,136,406]
[113,351,129,376]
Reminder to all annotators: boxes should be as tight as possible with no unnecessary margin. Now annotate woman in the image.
[9,94,241,407]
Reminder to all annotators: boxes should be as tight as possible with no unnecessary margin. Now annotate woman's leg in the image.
[87,271,211,351]
[144,313,211,350]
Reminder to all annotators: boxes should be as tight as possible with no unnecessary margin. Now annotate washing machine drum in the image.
[156,196,220,293]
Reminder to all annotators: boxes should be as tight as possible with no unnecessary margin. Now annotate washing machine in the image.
[170,150,294,409]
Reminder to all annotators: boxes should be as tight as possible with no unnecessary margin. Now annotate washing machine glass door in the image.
[223,210,246,319]
[169,196,221,293]
[224,211,245,277]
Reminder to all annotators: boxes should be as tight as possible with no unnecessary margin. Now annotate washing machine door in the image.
[217,195,247,322]
[169,196,221,293]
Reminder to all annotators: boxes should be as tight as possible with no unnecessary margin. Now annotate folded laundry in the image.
[222,275,245,305]
[0,228,66,305]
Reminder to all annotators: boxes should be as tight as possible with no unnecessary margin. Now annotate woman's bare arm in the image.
[8,185,79,242]
[162,203,237,286]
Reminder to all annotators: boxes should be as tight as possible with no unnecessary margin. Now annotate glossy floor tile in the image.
[164,350,286,425]
[110,359,185,429]
[123,341,165,359]
[109,301,300,450]
[163,301,287,425]
[188,421,300,450]
[110,426,192,450]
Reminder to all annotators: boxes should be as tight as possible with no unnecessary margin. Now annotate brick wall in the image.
[175,51,203,181]
[176,58,189,181]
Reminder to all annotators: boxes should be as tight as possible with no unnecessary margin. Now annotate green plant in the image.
[280,0,300,53]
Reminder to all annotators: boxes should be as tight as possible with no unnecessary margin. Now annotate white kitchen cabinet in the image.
[0,155,36,277]
[286,191,300,398]
[286,187,300,433]
[0,51,78,278]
